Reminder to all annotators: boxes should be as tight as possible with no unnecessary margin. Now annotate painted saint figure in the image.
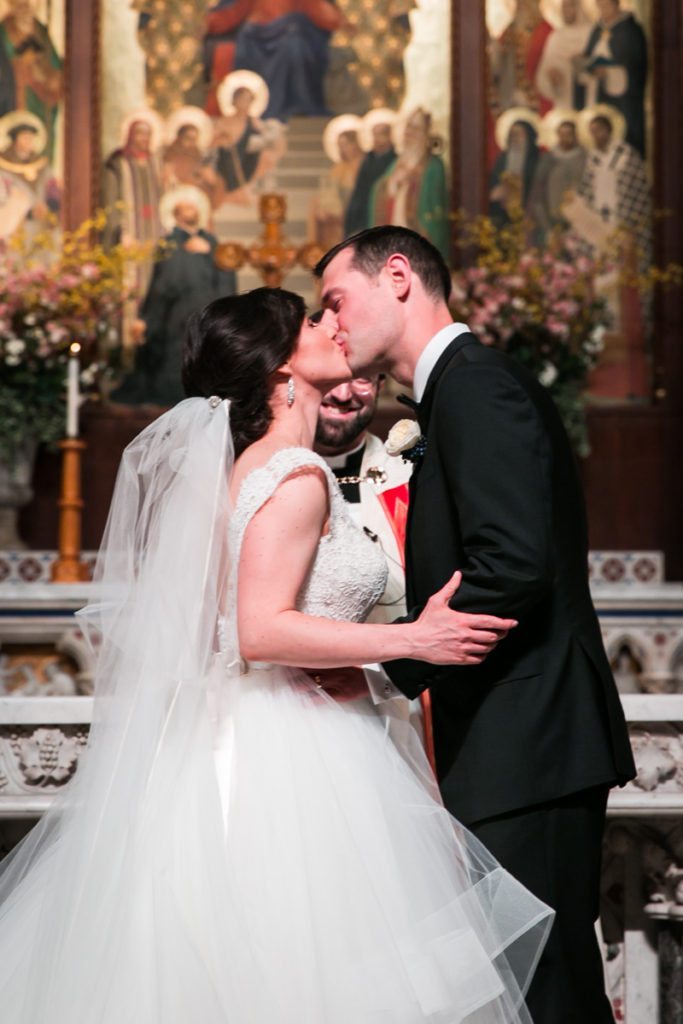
[535,0,591,111]
[370,108,448,259]
[344,109,397,237]
[111,186,236,408]
[205,71,284,207]
[310,114,364,249]
[530,113,586,243]
[204,0,346,122]
[0,112,54,238]
[102,111,165,296]
[162,107,214,192]
[575,0,648,157]
[0,0,63,159]
[564,108,652,398]
[490,0,553,116]
[489,111,542,229]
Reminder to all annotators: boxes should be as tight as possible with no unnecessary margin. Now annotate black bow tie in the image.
[397,393,419,412]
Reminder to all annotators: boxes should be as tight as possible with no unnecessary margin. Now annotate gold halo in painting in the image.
[216,70,269,118]
[322,114,363,163]
[164,105,214,151]
[494,107,542,150]
[577,103,627,149]
[539,108,581,149]
[159,185,211,233]
[119,108,165,151]
[0,110,48,154]
[359,107,398,152]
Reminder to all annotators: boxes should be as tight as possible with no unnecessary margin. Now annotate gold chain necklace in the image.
[335,466,388,486]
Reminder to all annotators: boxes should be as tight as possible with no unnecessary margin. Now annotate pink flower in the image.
[504,275,524,289]
[547,318,569,339]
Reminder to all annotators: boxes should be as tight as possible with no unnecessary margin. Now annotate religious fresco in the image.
[100,0,450,403]
[0,0,64,241]
[485,0,653,400]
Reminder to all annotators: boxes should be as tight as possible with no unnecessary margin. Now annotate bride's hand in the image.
[410,571,517,665]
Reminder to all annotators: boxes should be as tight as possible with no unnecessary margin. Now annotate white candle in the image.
[66,342,81,438]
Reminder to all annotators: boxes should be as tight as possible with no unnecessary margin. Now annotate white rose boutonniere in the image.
[385,419,427,463]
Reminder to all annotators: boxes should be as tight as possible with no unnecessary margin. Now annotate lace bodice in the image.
[230,447,388,624]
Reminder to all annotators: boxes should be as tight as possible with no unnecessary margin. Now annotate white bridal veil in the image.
[0,397,552,1022]
[0,398,242,1019]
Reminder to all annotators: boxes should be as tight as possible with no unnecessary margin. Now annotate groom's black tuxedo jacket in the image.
[385,332,635,825]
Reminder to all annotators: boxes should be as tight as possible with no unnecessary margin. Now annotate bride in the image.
[0,287,552,1022]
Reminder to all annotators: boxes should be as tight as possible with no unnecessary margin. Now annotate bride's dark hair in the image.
[182,287,306,456]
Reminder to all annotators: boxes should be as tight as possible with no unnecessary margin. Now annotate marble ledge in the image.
[592,583,683,612]
[0,580,682,614]
[0,696,93,724]
[0,582,94,612]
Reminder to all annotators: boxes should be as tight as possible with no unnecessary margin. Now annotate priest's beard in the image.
[315,405,375,451]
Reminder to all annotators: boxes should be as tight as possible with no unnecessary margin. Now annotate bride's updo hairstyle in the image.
[182,287,306,456]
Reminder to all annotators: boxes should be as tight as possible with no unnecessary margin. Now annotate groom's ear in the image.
[385,253,412,300]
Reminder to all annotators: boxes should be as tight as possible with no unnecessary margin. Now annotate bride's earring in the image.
[287,376,296,407]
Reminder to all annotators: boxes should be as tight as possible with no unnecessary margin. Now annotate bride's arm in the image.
[237,469,515,669]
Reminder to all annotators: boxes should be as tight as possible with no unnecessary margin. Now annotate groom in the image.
[315,227,635,1024]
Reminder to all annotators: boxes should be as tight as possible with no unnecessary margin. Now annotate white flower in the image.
[538,363,558,388]
[385,419,422,456]
[511,297,526,310]
[587,325,606,354]
[24,314,36,326]
[5,339,25,357]
[80,363,98,386]
[5,355,21,366]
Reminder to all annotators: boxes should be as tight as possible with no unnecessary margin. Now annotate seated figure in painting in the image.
[488,109,542,229]
[344,109,397,237]
[110,186,236,408]
[369,108,448,259]
[204,70,284,208]
[204,0,346,122]
[310,115,363,249]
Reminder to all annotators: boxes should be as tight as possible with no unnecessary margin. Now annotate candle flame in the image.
[70,342,82,355]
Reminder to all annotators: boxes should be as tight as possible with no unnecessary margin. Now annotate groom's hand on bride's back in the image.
[416,571,517,666]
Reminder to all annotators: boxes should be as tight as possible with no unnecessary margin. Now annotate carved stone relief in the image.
[627,727,683,794]
[603,622,683,695]
[2,727,88,789]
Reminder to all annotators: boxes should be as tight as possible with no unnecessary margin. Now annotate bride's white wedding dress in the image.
[0,402,551,1022]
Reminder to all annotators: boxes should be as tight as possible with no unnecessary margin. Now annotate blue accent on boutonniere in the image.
[400,436,427,463]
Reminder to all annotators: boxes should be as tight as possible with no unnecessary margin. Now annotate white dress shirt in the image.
[413,322,471,402]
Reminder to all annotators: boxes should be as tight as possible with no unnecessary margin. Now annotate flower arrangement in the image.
[0,214,151,464]
[450,211,611,456]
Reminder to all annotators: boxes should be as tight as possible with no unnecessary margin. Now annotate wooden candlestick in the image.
[50,438,90,583]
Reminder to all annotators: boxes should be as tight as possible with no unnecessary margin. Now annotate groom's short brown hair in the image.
[313,226,452,303]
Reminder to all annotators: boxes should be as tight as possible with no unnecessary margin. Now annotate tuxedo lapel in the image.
[417,332,479,431]
[403,333,478,604]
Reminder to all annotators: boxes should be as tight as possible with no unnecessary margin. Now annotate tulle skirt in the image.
[0,663,552,1022]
